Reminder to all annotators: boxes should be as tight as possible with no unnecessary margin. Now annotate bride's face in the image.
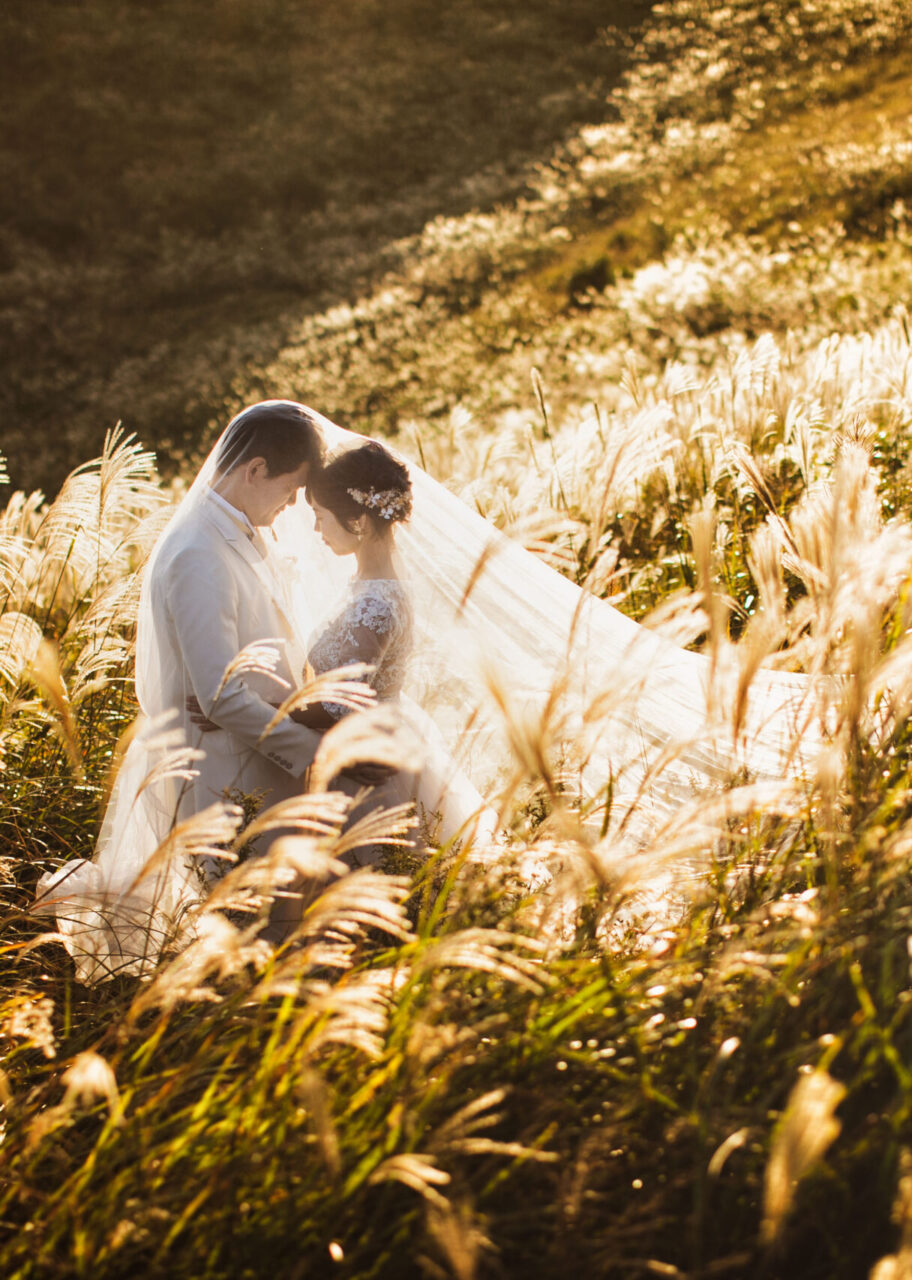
[311,501,360,556]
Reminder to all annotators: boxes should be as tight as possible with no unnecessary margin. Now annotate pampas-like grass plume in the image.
[125,800,244,898]
[257,663,378,744]
[309,705,425,792]
[763,1069,846,1243]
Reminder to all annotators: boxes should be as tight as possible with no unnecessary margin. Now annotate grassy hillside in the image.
[5,3,912,1279]
[1,0,652,492]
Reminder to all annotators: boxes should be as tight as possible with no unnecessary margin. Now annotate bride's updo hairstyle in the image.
[214,400,325,477]
[306,440,412,533]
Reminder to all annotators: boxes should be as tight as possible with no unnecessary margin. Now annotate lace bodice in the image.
[307,578,413,719]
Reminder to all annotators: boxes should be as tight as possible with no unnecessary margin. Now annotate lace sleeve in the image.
[306,588,399,722]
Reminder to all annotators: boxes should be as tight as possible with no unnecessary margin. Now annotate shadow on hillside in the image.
[1,0,654,492]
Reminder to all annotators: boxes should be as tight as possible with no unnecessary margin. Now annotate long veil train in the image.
[35,406,819,981]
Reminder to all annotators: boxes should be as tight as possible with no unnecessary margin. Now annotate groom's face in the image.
[247,459,312,527]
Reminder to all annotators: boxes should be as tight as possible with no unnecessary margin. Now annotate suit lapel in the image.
[202,495,298,640]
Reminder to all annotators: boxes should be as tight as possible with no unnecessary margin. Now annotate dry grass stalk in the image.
[416,927,546,992]
[257,663,377,744]
[762,1069,846,1243]
[310,705,424,792]
[212,639,288,704]
[125,800,244,899]
[27,638,84,780]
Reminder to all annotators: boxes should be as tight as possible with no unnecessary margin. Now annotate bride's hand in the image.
[186,695,220,733]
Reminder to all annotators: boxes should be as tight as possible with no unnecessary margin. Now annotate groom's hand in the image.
[186,695,220,733]
[341,762,397,787]
[186,694,394,783]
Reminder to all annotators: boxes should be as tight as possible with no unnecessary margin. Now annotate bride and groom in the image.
[38,398,811,981]
[37,400,489,980]
[143,400,422,852]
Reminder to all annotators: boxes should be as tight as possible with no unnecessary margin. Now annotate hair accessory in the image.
[347,486,409,520]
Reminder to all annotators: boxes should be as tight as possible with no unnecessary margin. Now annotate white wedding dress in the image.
[34,406,818,982]
[308,578,413,717]
[302,575,422,862]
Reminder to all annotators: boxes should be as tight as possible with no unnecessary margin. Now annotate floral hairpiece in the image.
[347,486,409,521]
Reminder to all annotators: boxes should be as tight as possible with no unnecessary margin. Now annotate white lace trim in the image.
[307,579,413,719]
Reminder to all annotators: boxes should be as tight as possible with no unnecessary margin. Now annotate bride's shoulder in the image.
[349,578,412,626]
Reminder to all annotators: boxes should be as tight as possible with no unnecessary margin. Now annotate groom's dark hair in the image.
[214,401,325,477]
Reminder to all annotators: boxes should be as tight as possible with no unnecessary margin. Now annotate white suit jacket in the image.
[145,492,322,815]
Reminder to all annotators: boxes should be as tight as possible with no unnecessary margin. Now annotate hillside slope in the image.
[1,0,652,490]
[253,9,912,458]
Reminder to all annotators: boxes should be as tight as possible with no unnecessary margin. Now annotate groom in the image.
[144,400,327,835]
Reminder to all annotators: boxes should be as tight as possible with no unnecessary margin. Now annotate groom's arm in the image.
[166,545,321,779]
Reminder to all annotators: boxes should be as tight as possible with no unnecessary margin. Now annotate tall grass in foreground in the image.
[4,347,912,1279]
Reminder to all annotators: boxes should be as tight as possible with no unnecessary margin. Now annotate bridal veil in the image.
[35,403,820,981]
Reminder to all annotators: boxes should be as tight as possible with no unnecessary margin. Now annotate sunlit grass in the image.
[4,3,912,1277]
[4,328,912,1277]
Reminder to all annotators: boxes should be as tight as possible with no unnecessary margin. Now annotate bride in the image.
[35,402,817,982]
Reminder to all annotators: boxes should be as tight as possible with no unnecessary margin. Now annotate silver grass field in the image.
[4,2,912,1278]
